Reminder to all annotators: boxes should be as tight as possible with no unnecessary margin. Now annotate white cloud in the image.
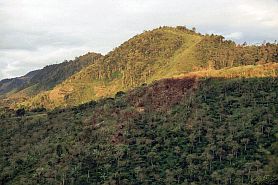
[237,0,278,28]
[0,0,277,79]
[0,46,92,78]
[224,32,243,40]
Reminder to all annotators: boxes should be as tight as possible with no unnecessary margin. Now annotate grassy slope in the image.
[150,30,202,79]
[178,63,278,78]
[1,65,277,185]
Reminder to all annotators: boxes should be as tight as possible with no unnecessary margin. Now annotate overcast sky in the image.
[0,0,277,80]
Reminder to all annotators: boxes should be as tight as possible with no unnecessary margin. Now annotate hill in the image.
[19,26,278,109]
[0,52,102,108]
[0,70,40,95]
[1,64,277,185]
[1,26,278,184]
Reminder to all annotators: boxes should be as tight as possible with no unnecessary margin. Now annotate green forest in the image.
[1,76,277,184]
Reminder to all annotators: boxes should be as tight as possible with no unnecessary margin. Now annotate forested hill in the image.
[0,52,102,108]
[0,64,277,185]
[18,26,278,109]
[0,26,278,185]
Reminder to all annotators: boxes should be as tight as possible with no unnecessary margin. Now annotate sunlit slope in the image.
[177,63,278,78]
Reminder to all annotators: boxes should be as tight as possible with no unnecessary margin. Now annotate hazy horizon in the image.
[0,0,277,80]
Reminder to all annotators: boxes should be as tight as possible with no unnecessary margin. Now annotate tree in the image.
[224,167,235,184]
[134,166,145,182]
[216,148,225,163]
[211,171,222,185]
[227,153,234,165]
[175,168,183,183]
[165,169,175,184]
[147,151,158,168]
[241,138,250,152]
[192,27,196,32]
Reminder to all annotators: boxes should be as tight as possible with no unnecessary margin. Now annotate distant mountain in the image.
[0,52,102,107]
[0,70,40,95]
[28,52,103,91]
[19,26,278,109]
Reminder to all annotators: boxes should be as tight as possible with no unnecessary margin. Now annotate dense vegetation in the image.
[195,35,278,69]
[17,27,278,109]
[1,71,277,184]
[0,26,278,185]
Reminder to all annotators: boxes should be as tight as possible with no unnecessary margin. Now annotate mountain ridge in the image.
[0,52,102,108]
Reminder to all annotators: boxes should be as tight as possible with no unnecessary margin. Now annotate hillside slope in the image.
[1,64,277,185]
[20,27,201,108]
[0,70,40,95]
[1,52,102,108]
[20,26,278,109]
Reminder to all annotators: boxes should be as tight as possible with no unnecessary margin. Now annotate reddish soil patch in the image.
[128,77,197,111]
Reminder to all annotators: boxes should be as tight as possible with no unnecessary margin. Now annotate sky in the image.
[0,0,277,80]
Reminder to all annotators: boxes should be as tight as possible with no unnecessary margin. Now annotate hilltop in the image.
[14,26,278,109]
